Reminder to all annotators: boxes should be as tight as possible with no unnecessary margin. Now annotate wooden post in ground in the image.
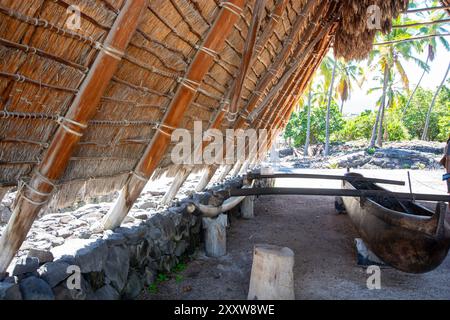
[102,0,245,230]
[161,168,191,206]
[202,214,228,257]
[0,188,9,204]
[195,165,219,192]
[0,0,146,274]
[241,196,254,219]
[248,244,295,300]
[216,164,234,182]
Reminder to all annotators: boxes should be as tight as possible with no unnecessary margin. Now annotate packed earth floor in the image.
[140,169,450,300]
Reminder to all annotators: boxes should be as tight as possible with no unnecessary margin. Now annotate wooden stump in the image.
[241,196,254,219]
[248,244,295,300]
[202,214,228,257]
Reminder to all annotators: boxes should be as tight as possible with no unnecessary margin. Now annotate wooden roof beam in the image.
[0,0,147,275]
[227,0,267,121]
[195,0,321,189]
[161,0,288,201]
[101,0,246,230]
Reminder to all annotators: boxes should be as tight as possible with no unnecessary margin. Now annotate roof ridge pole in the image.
[102,0,246,231]
[0,0,147,275]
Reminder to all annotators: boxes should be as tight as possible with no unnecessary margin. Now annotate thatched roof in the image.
[0,0,415,210]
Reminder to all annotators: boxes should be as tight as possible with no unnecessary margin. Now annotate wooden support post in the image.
[0,188,9,204]
[216,164,234,182]
[248,244,295,300]
[195,165,219,192]
[102,0,245,230]
[241,196,254,219]
[0,0,146,274]
[239,159,251,176]
[202,214,228,257]
[161,167,191,205]
[229,161,243,177]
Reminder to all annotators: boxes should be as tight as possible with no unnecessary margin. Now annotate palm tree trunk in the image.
[421,61,450,141]
[324,59,337,157]
[304,88,313,157]
[340,99,345,114]
[369,65,390,148]
[402,55,430,119]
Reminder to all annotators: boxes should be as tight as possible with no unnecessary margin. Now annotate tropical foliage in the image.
[284,1,450,153]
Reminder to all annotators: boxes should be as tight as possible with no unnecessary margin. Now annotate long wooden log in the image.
[255,21,334,165]
[195,1,320,190]
[102,0,246,230]
[0,0,146,274]
[234,0,318,130]
[234,1,339,171]
[226,187,450,202]
[163,0,287,202]
[246,173,406,186]
[228,0,266,121]
[160,167,192,205]
[193,0,288,192]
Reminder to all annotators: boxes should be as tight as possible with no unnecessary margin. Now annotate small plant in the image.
[366,147,376,155]
[157,273,169,282]
[148,283,158,294]
[175,274,184,284]
[328,162,340,169]
[417,163,426,170]
[172,262,187,273]
[402,163,411,169]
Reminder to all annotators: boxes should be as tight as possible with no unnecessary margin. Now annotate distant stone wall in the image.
[0,203,201,300]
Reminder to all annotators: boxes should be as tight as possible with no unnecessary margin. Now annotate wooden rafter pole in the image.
[405,5,450,13]
[102,0,246,230]
[392,17,450,29]
[241,12,338,171]
[162,0,288,199]
[234,1,339,173]
[227,0,266,121]
[195,0,320,189]
[253,28,333,167]
[374,33,450,46]
[0,0,146,275]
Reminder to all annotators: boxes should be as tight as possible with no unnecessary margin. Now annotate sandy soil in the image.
[141,169,450,300]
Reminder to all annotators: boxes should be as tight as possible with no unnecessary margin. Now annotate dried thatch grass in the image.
[1,0,431,208]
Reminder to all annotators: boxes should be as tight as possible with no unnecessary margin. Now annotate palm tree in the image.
[402,11,449,116]
[368,20,427,148]
[304,85,313,157]
[421,61,450,140]
[324,58,337,157]
[335,61,364,114]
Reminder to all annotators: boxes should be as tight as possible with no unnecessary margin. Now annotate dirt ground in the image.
[141,169,450,300]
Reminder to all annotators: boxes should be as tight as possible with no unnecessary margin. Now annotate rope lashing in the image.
[177,77,200,92]
[131,171,148,182]
[102,44,125,60]
[219,1,244,17]
[195,44,219,59]
[56,116,88,137]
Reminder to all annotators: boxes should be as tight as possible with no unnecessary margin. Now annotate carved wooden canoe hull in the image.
[341,173,450,273]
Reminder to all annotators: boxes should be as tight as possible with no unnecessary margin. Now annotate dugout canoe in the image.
[340,173,450,273]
